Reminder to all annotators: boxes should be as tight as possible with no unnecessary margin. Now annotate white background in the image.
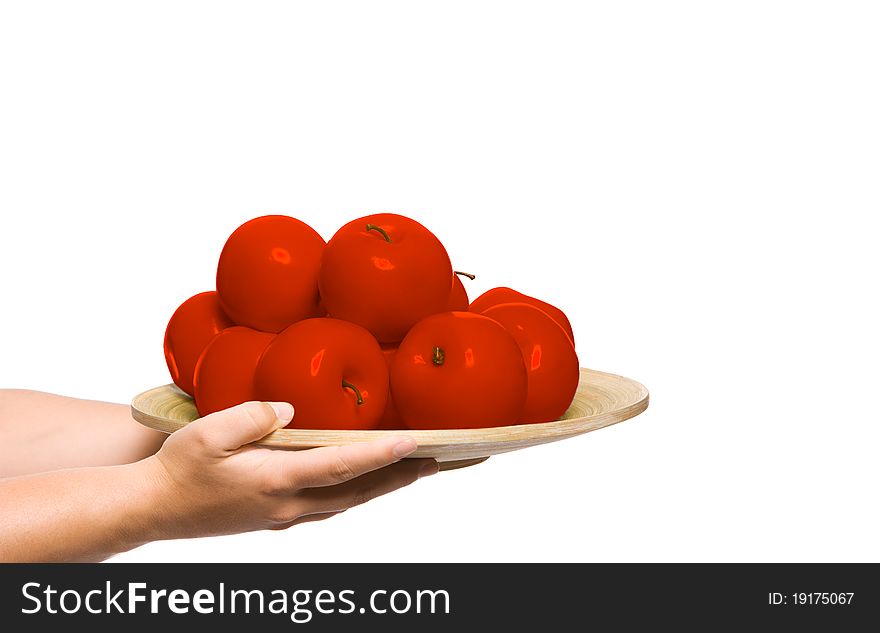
[1,1,878,562]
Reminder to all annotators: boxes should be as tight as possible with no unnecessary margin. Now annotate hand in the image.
[140,401,438,540]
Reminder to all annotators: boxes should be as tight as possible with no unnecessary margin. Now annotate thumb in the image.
[189,401,294,450]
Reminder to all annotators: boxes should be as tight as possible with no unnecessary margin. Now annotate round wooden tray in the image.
[131,367,648,470]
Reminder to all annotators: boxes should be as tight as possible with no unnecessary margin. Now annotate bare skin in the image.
[0,392,437,562]
[0,390,168,477]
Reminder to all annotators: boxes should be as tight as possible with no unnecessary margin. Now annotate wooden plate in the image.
[131,367,648,470]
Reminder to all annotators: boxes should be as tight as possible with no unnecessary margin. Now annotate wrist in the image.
[111,456,181,550]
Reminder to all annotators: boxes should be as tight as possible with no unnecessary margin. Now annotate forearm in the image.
[0,401,430,562]
[0,459,167,562]
[0,390,167,477]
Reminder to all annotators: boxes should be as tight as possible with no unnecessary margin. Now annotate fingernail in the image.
[419,460,440,478]
[268,402,294,428]
[392,437,418,458]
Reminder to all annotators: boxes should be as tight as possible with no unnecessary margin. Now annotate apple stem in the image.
[365,224,392,243]
[342,379,364,405]
[432,346,445,366]
[454,271,476,280]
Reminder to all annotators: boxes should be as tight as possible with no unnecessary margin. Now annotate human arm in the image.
[0,389,167,477]
[0,401,436,562]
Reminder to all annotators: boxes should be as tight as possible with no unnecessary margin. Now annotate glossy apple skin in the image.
[470,287,574,346]
[164,291,234,396]
[216,215,326,333]
[377,345,404,429]
[447,274,470,311]
[193,326,275,417]
[319,213,452,344]
[481,302,580,423]
[254,318,388,430]
[391,312,527,430]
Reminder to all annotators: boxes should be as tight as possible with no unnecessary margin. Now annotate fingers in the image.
[281,435,420,489]
[295,458,438,515]
[291,511,343,527]
[269,511,343,530]
[187,401,293,451]
[264,459,436,528]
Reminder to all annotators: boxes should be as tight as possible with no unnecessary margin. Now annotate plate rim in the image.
[131,367,649,455]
